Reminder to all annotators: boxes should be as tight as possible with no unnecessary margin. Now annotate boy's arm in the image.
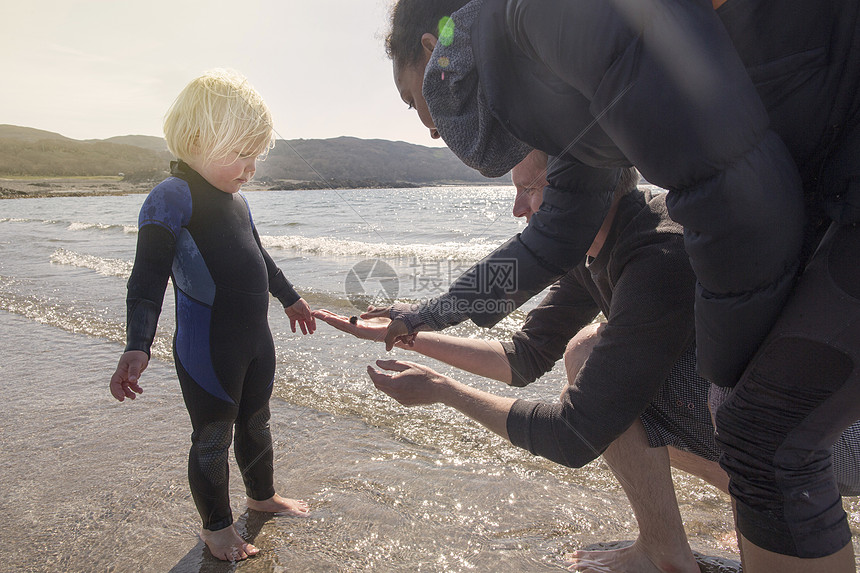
[111,179,190,402]
[125,224,175,355]
[111,223,175,402]
[249,225,315,333]
[251,226,301,308]
[125,178,190,356]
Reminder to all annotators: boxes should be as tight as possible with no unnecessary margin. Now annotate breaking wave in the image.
[50,249,133,278]
[260,235,496,262]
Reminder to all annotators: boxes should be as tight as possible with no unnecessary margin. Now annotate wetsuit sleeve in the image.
[506,235,696,467]
[125,226,174,356]
[251,226,301,308]
[502,271,599,387]
[507,0,805,387]
[125,180,190,356]
[407,163,618,331]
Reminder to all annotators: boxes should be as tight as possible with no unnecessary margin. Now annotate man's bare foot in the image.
[247,493,310,516]
[200,524,259,562]
[565,539,700,573]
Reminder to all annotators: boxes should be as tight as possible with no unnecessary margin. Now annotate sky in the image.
[0,0,442,146]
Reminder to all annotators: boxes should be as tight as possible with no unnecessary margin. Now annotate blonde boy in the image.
[109,69,315,561]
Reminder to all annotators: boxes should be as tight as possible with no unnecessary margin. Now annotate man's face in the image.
[511,151,548,222]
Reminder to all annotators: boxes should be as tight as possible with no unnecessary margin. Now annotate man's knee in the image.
[563,322,604,378]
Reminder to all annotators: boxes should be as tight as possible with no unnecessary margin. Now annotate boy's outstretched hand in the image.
[110,350,149,401]
[285,298,316,335]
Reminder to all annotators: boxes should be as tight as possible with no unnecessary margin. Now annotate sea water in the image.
[1,186,855,572]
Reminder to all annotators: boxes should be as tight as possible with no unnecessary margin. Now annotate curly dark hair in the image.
[385,0,471,68]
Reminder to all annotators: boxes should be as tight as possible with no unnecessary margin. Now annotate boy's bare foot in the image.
[200,524,259,562]
[247,493,310,516]
[564,539,700,573]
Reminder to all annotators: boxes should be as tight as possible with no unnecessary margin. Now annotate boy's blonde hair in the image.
[163,69,275,164]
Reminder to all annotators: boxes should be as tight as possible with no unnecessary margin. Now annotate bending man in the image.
[321,151,860,572]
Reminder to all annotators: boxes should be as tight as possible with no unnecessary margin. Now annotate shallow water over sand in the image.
[1,311,743,572]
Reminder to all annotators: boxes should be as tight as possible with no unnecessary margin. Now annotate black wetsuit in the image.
[125,161,301,531]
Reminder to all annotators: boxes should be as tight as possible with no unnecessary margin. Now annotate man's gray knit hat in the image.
[422,0,532,177]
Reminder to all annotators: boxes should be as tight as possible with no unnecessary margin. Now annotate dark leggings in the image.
[175,347,276,531]
[715,222,860,558]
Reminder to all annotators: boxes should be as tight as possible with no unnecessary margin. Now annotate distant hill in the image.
[0,125,503,187]
[0,124,74,142]
[100,134,171,153]
[0,126,167,179]
[255,136,496,186]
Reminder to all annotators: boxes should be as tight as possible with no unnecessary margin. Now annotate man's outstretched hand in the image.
[361,306,416,350]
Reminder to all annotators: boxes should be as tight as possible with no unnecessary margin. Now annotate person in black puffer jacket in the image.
[375,1,860,570]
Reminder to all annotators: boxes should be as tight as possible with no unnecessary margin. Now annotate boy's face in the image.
[188,151,257,194]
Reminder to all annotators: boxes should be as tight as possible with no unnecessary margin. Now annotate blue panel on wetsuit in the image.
[175,289,235,404]
[138,178,193,238]
[239,193,254,225]
[172,228,216,306]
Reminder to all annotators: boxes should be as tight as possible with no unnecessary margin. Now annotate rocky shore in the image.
[0,177,153,199]
[0,177,428,199]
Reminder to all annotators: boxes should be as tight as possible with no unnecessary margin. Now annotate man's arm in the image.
[314,310,514,382]
[502,270,599,386]
[408,334,513,384]
[319,267,597,385]
[507,234,698,468]
[368,359,515,440]
[392,165,618,334]
[410,269,598,384]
